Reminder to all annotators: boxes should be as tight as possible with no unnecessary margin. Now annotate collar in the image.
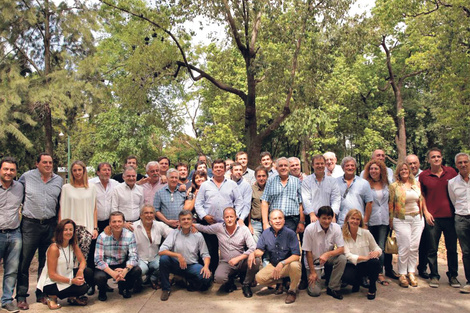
[269,226,284,235]
[254,182,265,191]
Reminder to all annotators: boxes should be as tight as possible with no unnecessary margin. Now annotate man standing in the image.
[235,151,255,184]
[159,210,212,301]
[16,153,63,310]
[260,152,277,177]
[195,207,259,297]
[288,157,307,181]
[405,154,427,278]
[420,148,459,288]
[195,159,244,272]
[302,155,341,223]
[111,167,144,231]
[154,169,186,228]
[336,156,373,226]
[448,153,470,293]
[141,161,166,206]
[303,206,346,300]
[230,162,252,223]
[249,166,268,242]
[0,157,23,313]
[324,152,344,178]
[249,210,301,304]
[157,156,170,178]
[189,155,214,181]
[94,212,142,301]
[133,205,172,289]
[113,155,144,183]
[261,157,305,233]
[176,162,191,190]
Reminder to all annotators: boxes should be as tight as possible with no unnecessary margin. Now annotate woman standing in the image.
[389,162,424,288]
[60,160,98,260]
[363,160,391,285]
[342,209,382,300]
[184,170,208,212]
[37,219,93,309]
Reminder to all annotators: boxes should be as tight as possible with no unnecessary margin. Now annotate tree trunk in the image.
[43,0,54,157]
[395,88,407,162]
[245,57,259,168]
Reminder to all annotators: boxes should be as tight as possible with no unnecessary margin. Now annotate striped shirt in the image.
[260,175,302,217]
[194,223,256,262]
[19,169,63,220]
[153,185,186,220]
[301,174,341,215]
[94,228,138,270]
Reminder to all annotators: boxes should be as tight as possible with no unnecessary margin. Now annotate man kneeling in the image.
[195,207,259,297]
[248,209,301,304]
[159,210,212,301]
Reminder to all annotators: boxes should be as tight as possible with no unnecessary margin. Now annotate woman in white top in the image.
[59,160,98,261]
[37,219,92,309]
[342,209,382,300]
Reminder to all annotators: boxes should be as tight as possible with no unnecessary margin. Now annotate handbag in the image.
[384,230,398,254]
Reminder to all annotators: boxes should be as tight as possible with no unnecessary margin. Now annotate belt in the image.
[0,227,19,234]
[456,214,470,219]
[22,216,56,225]
[251,218,262,222]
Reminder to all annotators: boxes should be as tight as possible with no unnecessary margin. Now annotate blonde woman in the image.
[389,162,424,288]
[342,209,381,300]
[59,160,98,261]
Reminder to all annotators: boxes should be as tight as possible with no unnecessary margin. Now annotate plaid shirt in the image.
[153,185,186,220]
[94,228,138,270]
[260,175,302,217]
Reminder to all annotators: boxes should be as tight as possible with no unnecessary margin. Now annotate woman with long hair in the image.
[59,160,98,261]
[342,209,382,300]
[37,219,93,309]
[363,159,392,285]
[184,170,208,211]
[389,162,424,288]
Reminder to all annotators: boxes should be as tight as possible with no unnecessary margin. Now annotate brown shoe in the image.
[285,291,296,304]
[17,301,29,311]
[408,273,418,287]
[399,275,409,288]
[275,283,284,295]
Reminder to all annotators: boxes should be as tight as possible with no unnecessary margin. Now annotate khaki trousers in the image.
[255,261,301,291]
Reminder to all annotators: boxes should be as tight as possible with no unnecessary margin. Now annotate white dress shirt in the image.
[89,177,120,221]
[344,227,382,265]
[111,182,144,222]
[448,174,470,216]
[133,220,172,262]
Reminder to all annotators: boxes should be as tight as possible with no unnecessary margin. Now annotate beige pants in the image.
[255,261,301,291]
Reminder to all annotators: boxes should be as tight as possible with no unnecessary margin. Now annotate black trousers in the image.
[94,263,142,292]
[43,268,93,299]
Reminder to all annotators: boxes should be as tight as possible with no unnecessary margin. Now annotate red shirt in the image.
[420,166,457,218]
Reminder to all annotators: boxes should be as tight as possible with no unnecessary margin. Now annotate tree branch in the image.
[12,42,42,75]
[399,69,427,85]
[175,61,247,101]
[222,0,247,53]
[381,35,398,93]
[99,0,198,81]
[250,11,262,56]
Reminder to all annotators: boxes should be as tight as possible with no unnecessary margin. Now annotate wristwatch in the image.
[280,260,286,266]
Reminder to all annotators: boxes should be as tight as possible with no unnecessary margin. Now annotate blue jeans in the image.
[250,220,263,243]
[138,255,161,284]
[455,215,470,283]
[0,228,22,305]
[159,255,211,291]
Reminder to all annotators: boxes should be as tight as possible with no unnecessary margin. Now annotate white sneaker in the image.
[460,284,470,294]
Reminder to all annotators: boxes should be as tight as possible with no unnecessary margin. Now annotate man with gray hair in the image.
[336,156,373,226]
[448,152,470,293]
[141,161,166,205]
[406,154,422,179]
[288,157,307,181]
[323,152,344,178]
[111,166,144,231]
[261,157,305,232]
[154,169,186,228]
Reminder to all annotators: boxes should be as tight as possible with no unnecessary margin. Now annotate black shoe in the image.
[419,271,430,279]
[87,285,95,296]
[298,279,308,290]
[367,292,376,300]
[385,270,400,280]
[98,292,107,301]
[121,289,132,299]
[161,290,171,301]
[228,280,237,292]
[242,285,253,298]
[352,284,360,293]
[105,284,114,292]
[327,288,343,300]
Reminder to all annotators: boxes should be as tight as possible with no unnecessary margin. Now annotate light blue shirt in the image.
[154,185,187,220]
[337,175,373,225]
[368,186,390,226]
[234,178,252,220]
[301,174,341,215]
[159,229,210,265]
[195,178,244,222]
[19,169,63,220]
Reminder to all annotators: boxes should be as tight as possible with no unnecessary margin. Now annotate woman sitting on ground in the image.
[342,209,382,300]
[37,219,93,309]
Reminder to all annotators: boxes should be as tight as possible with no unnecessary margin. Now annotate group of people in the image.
[0,148,469,310]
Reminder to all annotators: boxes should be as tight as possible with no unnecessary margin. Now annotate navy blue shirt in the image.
[256,226,300,266]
